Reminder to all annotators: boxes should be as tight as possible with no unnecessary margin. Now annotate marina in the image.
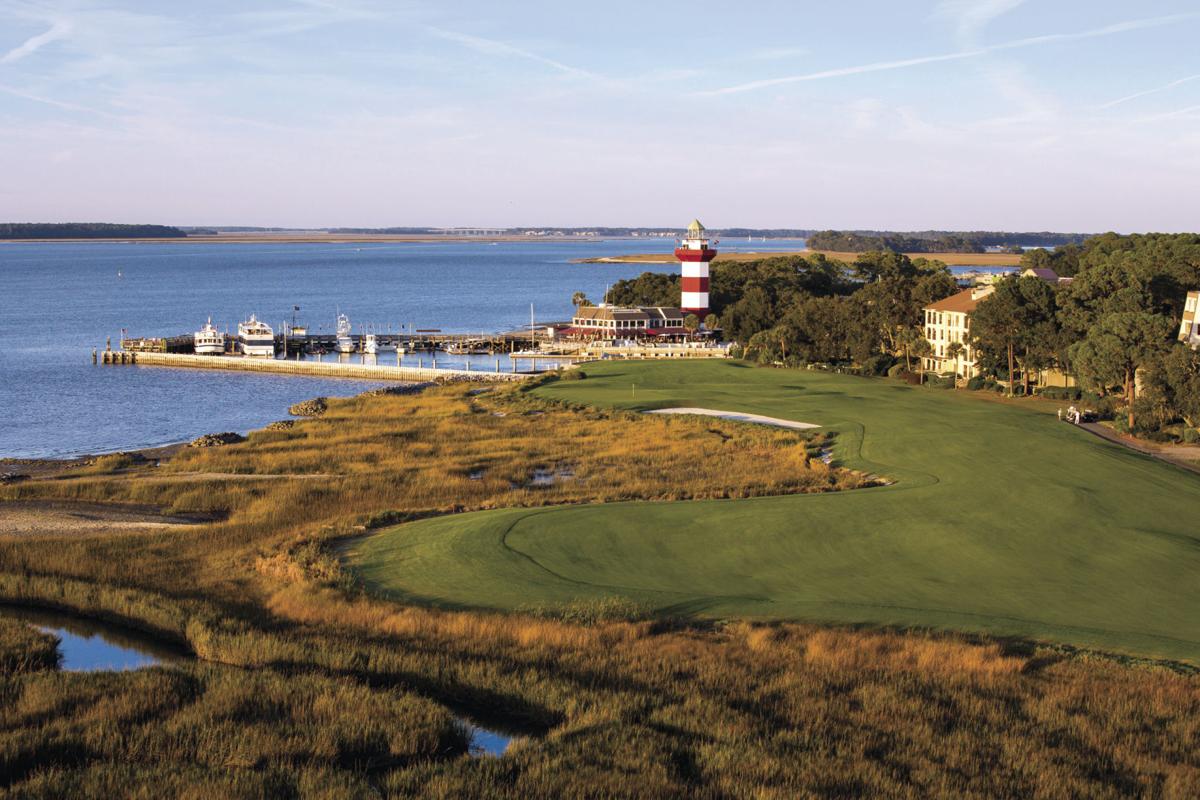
[1,238,739,459]
[99,350,528,381]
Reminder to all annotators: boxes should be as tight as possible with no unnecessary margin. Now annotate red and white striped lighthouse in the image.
[674,218,717,321]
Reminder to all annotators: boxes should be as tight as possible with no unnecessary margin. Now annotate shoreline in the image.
[0,234,617,245]
[574,249,1025,266]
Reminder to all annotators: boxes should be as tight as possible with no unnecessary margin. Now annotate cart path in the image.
[1078,422,1200,476]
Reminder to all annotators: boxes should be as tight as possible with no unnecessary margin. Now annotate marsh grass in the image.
[0,619,59,673]
[0,383,1197,796]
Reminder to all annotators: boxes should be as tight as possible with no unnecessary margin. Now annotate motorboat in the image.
[335,313,356,353]
[237,315,275,357]
[194,318,226,355]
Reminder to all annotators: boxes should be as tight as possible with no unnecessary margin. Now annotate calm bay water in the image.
[0,238,805,459]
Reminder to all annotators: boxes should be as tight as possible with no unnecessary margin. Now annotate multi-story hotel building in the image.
[1180,290,1200,348]
[921,286,995,378]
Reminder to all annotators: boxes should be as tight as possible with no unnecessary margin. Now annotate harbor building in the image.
[566,305,687,338]
[1181,290,1200,348]
[561,218,720,342]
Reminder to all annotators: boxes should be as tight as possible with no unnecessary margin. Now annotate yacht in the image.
[238,315,275,357]
[335,313,356,353]
[194,318,226,355]
[364,333,398,355]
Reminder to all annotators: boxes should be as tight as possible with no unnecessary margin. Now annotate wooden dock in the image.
[100,351,528,382]
[120,330,549,356]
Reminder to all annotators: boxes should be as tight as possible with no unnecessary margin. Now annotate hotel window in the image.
[1187,296,1196,312]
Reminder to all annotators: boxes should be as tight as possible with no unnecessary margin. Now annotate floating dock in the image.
[99,351,527,382]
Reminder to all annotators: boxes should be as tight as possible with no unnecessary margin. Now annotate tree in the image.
[971,286,1023,396]
[571,291,591,309]
[683,314,700,337]
[1156,345,1200,427]
[947,342,965,387]
[703,313,719,331]
[971,276,1059,396]
[912,336,933,384]
[1069,312,1173,430]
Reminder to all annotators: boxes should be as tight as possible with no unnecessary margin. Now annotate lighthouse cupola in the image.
[674,218,718,321]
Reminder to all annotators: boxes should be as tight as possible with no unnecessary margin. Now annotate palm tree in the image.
[947,342,964,389]
[683,314,700,339]
[571,291,591,310]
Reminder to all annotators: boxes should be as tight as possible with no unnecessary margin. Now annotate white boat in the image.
[364,333,379,355]
[238,315,275,357]
[194,317,226,355]
[369,333,398,355]
[335,313,355,353]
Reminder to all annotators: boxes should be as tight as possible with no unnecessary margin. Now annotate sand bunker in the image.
[645,408,819,430]
[0,501,208,537]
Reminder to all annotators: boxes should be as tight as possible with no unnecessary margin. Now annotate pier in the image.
[100,351,527,382]
[119,330,547,356]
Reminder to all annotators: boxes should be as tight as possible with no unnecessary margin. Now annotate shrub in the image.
[860,354,895,376]
[560,369,586,381]
[1183,428,1200,445]
[1038,386,1082,401]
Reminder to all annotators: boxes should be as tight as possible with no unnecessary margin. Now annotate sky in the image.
[0,0,1198,231]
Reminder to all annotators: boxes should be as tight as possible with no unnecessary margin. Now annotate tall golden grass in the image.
[0,383,1196,795]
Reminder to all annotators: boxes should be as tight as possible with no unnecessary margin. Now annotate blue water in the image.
[464,721,513,757]
[0,606,184,671]
[0,238,808,459]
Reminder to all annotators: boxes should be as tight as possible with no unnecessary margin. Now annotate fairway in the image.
[346,361,1200,663]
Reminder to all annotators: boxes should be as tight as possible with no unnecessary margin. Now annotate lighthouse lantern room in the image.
[674,219,717,321]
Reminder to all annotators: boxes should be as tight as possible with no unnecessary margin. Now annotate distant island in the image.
[806,229,1092,253]
[0,223,187,240]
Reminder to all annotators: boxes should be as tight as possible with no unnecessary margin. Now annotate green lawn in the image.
[346,360,1200,663]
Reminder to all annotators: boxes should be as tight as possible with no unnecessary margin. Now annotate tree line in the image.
[0,223,187,239]
[806,229,1091,254]
[599,232,1200,440]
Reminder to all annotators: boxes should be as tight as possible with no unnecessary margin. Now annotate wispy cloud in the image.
[425,26,598,80]
[0,82,118,118]
[746,46,809,61]
[937,0,1029,47]
[0,18,72,64]
[1135,103,1200,123]
[703,12,1200,96]
[1099,73,1200,110]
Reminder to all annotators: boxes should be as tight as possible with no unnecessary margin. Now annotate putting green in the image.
[346,361,1200,663]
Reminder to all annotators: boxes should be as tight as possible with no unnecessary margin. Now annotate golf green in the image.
[346,361,1200,663]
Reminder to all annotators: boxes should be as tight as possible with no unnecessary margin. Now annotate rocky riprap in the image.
[0,472,30,485]
[265,420,296,431]
[288,397,328,417]
[188,432,247,448]
[359,382,436,398]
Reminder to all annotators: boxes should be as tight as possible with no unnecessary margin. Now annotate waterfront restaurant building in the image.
[564,305,689,339]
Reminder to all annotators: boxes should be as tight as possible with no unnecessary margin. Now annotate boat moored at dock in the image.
[194,318,226,355]
[335,314,355,353]
[237,315,276,357]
